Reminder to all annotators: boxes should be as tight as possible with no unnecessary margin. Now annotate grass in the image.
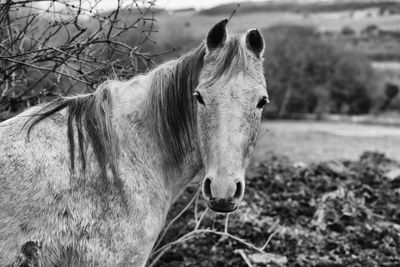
[254,120,400,164]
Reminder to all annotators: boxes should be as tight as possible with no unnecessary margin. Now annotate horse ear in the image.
[206,19,228,49]
[246,29,264,58]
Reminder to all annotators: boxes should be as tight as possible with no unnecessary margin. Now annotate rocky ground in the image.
[150,152,400,267]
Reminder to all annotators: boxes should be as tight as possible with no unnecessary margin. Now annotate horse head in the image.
[196,20,268,213]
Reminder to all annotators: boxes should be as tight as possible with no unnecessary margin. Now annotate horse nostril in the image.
[202,177,212,200]
[233,181,243,200]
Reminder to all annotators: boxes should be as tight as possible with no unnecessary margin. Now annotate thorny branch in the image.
[148,187,284,267]
[0,0,160,120]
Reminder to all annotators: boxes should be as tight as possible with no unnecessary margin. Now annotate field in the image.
[255,120,400,164]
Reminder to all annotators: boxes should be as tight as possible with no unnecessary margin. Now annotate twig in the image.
[194,207,208,230]
[154,188,200,249]
[261,224,285,251]
[236,249,254,267]
[0,0,164,116]
[224,213,230,233]
[2,57,91,85]
[228,4,240,22]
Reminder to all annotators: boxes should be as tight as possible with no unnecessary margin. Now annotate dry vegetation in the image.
[0,0,162,120]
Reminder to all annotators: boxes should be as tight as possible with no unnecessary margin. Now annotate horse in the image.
[0,19,268,266]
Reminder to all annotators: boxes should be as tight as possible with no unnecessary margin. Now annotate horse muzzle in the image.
[201,174,244,213]
[207,198,238,213]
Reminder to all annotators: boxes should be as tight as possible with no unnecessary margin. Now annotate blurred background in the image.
[1,0,400,266]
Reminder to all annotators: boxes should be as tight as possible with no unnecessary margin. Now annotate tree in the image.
[380,83,399,111]
[341,26,355,36]
[0,0,162,120]
[263,25,375,117]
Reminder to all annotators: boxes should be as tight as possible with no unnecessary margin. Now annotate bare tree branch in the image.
[0,0,160,120]
[148,189,285,267]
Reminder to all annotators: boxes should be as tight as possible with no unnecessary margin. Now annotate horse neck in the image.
[111,74,203,201]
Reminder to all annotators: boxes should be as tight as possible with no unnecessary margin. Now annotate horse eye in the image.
[256,96,268,109]
[193,91,205,105]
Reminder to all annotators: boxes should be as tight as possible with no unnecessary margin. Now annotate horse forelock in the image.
[147,34,252,164]
[26,83,122,193]
[206,36,249,86]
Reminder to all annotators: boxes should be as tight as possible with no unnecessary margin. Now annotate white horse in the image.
[0,19,268,266]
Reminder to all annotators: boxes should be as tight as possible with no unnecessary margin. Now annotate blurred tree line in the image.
[262,25,384,118]
[200,1,400,16]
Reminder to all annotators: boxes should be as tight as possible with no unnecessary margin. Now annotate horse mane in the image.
[26,82,122,191]
[147,35,249,164]
[25,34,249,186]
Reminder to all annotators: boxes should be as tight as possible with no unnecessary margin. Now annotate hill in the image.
[199,1,400,15]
